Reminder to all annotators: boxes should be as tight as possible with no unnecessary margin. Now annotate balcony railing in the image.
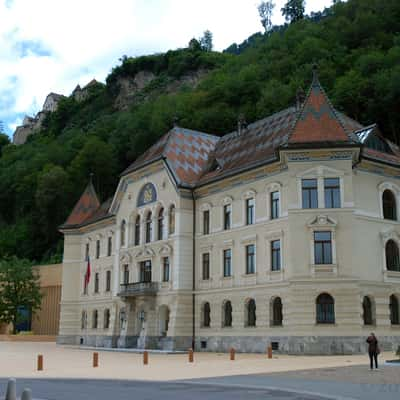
[119,281,159,297]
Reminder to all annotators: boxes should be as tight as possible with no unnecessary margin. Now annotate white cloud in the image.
[0,0,334,136]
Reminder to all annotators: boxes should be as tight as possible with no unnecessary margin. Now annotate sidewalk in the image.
[0,342,396,381]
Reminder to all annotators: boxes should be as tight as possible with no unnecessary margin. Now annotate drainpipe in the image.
[192,190,196,350]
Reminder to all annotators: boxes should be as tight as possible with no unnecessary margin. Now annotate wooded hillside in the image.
[0,0,399,262]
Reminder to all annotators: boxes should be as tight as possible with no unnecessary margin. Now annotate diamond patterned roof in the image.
[122,127,220,186]
[62,181,100,227]
[288,70,355,145]
[62,72,400,230]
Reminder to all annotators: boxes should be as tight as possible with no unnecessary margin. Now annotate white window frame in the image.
[296,166,344,210]
[241,189,257,226]
[266,182,283,219]
[221,196,233,231]
[380,229,400,282]
[200,202,212,235]
[308,215,338,276]
[378,182,400,221]
[265,230,284,280]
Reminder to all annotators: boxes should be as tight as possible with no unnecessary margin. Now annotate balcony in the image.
[119,282,159,297]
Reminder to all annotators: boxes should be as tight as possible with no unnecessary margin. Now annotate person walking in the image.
[366,332,379,370]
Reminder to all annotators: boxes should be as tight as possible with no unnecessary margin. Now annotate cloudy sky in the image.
[0,0,334,136]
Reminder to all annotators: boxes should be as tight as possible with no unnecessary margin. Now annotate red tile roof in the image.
[62,182,101,228]
[62,72,400,230]
[288,71,354,145]
[122,127,220,186]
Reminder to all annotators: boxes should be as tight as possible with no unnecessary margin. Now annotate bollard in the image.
[230,347,235,361]
[21,388,32,400]
[143,351,148,365]
[267,345,272,359]
[188,348,194,363]
[37,354,43,371]
[93,352,99,368]
[5,378,16,400]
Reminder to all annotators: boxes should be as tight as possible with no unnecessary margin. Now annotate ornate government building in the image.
[59,70,400,354]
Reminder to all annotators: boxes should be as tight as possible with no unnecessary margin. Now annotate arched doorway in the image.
[159,305,170,336]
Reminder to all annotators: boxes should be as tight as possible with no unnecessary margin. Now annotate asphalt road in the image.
[0,378,330,400]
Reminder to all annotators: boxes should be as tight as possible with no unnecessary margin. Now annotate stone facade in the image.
[58,73,400,353]
[12,93,64,145]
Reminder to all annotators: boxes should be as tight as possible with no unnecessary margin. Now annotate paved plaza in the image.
[0,342,398,399]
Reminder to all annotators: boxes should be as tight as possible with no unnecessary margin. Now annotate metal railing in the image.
[119,281,159,297]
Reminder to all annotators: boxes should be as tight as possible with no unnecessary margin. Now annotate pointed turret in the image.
[63,177,100,227]
[288,65,352,145]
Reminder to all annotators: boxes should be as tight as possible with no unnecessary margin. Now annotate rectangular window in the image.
[314,231,332,264]
[223,204,231,230]
[246,244,255,274]
[203,210,210,235]
[94,272,99,293]
[85,243,89,260]
[135,219,140,246]
[96,240,100,259]
[246,198,255,225]
[106,270,111,292]
[162,257,170,282]
[146,219,152,243]
[302,179,318,209]
[324,178,341,208]
[123,264,129,285]
[270,191,279,219]
[140,260,152,283]
[223,249,232,277]
[202,253,210,280]
[107,237,112,257]
[271,240,281,271]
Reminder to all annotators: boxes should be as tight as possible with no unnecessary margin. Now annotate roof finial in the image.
[312,63,319,82]
[89,172,94,185]
[173,115,179,127]
[237,113,247,136]
[296,87,306,111]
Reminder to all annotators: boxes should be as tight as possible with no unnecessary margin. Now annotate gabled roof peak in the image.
[63,180,101,228]
[288,67,354,145]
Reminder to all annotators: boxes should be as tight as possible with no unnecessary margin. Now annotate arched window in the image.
[362,296,373,325]
[104,309,110,329]
[92,310,98,329]
[316,293,335,324]
[247,299,256,327]
[158,208,164,241]
[81,310,87,330]
[134,215,141,246]
[390,295,399,325]
[120,220,126,247]
[169,205,175,235]
[223,301,232,327]
[272,297,283,326]
[145,212,152,243]
[203,302,210,327]
[386,240,400,271]
[383,190,397,220]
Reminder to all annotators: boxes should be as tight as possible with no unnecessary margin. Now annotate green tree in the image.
[35,164,71,246]
[258,1,275,32]
[281,0,305,23]
[0,256,42,334]
[0,132,10,156]
[200,30,213,51]
[188,38,202,51]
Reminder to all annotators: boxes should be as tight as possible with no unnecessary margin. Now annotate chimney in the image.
[237,113,247,136]
[296,87,306,111]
